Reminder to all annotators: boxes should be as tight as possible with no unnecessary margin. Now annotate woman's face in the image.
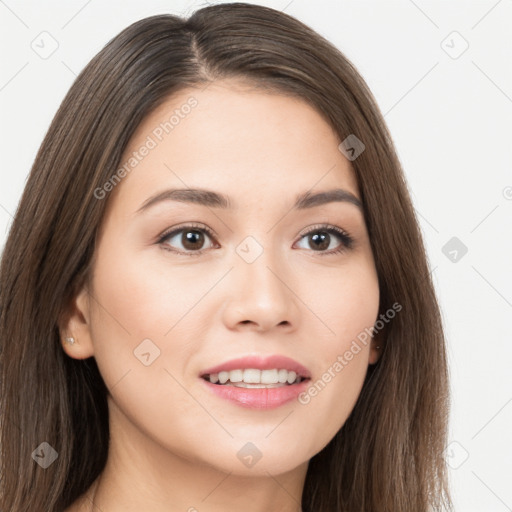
[68,79,381,476]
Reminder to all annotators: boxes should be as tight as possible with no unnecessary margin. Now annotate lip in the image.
[200,355,311,379]
[201,378,310,409]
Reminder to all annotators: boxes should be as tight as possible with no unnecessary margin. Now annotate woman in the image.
[0,3,452,511]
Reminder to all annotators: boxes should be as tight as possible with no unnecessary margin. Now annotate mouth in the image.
[201,368,310,388]
[199,355,312,389]
[199,355,311,409]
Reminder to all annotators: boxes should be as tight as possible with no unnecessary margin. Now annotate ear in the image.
[368,325,386,365]
[58,283,95,360]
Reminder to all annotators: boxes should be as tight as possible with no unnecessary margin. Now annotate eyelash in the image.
[156,222,354,257]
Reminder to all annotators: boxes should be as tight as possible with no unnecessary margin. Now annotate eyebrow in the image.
[135,187,363,214]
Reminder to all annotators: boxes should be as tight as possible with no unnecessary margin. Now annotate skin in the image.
[61,78,382,512]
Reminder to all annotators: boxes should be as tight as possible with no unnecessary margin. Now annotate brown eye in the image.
[295,225,354,255]
[158,225,216,255]
[308,232,331,251]
[181,230,205,250]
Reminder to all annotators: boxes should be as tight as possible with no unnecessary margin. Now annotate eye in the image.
[157,223,217,255]
[294,224,354,255]
[156,222,354,256]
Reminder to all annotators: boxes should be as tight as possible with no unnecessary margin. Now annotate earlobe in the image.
[368,329,385,365]
[58,285,95,360]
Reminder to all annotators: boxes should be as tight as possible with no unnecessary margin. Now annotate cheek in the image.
[87,253,213,447]
[293,259,379,448]
[87,242,227,398]
[302,254,380,344]
[90,245,215,339]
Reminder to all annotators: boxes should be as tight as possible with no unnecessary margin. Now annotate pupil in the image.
[310,232,329,250]
[182,230,204,250]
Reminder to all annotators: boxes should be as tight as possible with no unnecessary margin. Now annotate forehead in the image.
[109,79,359,214]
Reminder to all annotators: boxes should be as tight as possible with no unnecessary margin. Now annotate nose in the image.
[221,247,301,333]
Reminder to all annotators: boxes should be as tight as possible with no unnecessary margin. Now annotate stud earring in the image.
[64,337,76,345]
[376,345,381,349]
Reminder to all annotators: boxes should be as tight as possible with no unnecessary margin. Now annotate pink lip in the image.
[200,355,311,379]
[201,378,310,409]
[199,355,311,410]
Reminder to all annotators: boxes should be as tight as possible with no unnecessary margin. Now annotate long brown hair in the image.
[0,3,452,510]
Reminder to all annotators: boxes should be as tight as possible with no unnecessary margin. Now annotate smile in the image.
[202,368,307,386]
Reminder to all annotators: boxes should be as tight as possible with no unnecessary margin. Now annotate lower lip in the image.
[201,378,310,409]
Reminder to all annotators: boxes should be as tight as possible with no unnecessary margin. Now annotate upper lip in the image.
[200,355,311,379]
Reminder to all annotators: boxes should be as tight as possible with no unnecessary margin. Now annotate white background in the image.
[1,1,511,510]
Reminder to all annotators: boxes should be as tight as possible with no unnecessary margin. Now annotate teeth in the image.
[261,369,279,384]
[205,368,305,386]
[229,369,243,383]
[227,382,284,388]
[218,371,229,384]
[286,371,297,384]
[244,369,261,383]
